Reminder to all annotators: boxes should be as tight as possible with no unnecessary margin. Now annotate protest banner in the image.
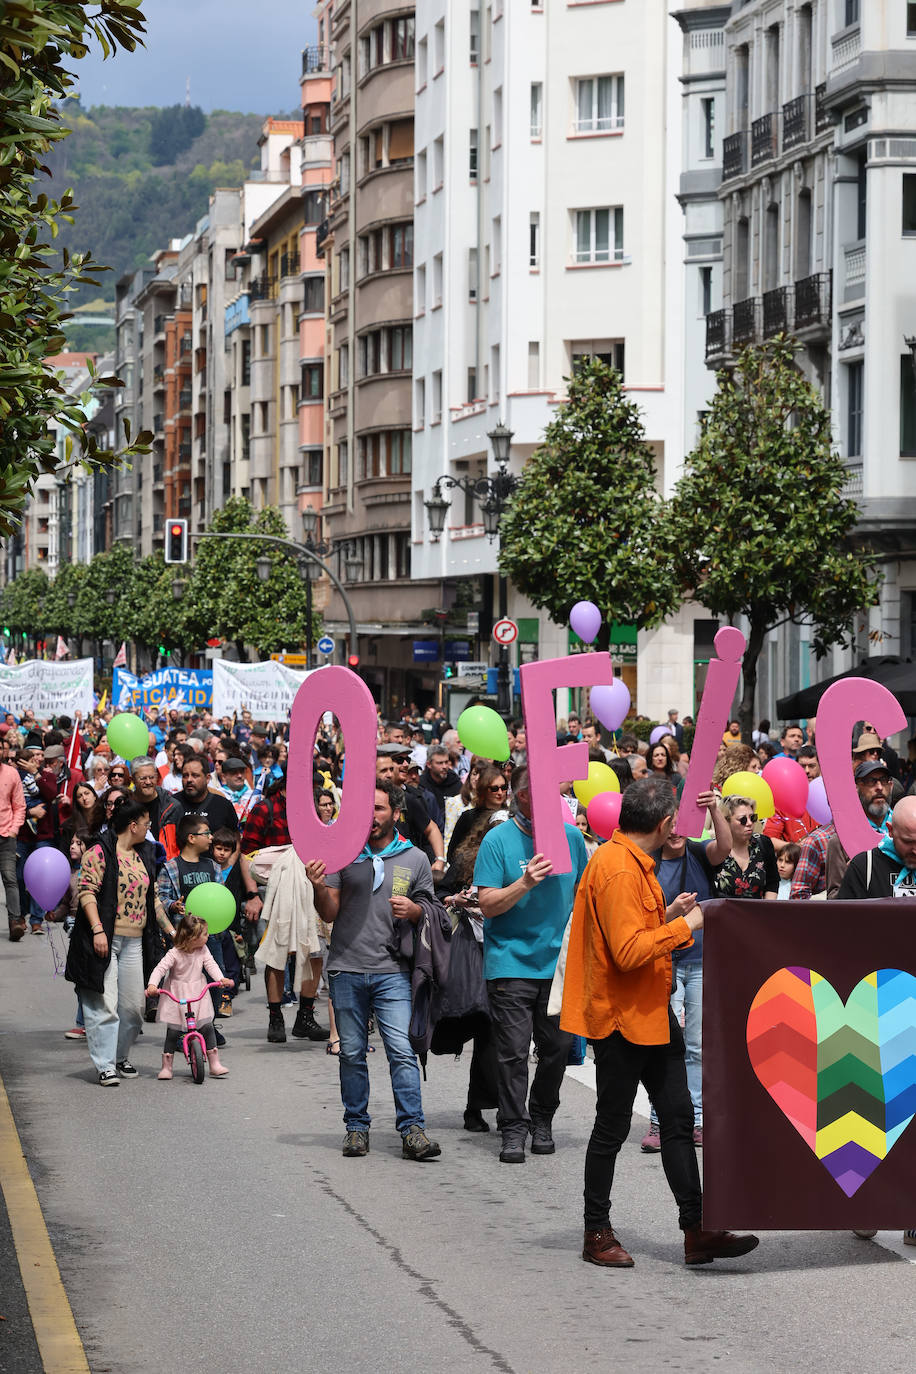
[0,658,94,716]
[113,666,213,712]
[211,658,311,721]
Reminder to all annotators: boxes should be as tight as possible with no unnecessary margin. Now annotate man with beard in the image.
[824,760,891,898]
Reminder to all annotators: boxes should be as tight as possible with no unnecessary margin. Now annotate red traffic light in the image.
[169,523,182,536]
[164,518,188,564]
[347,654,360,670]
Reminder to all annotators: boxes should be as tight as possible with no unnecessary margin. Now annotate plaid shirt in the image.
[241,795,291,853]
[789,822,836,899]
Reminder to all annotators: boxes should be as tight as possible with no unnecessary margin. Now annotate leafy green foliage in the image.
[1,569,49,636]
[0,1,152,533]
[668,337,881,737]
[498,359,679,639]
[147,104,206,164]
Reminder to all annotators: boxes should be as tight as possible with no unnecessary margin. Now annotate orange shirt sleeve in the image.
[592,869,692,973]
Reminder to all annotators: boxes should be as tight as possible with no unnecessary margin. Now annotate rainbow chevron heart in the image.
[746,967,916,1197]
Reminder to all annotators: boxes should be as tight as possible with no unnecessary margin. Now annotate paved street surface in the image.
[1,932,914,1374]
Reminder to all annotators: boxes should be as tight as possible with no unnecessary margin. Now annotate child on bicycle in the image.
[145,914,233,1080]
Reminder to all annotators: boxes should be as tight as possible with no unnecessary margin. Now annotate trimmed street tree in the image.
[0,568,48,651]
[0,2,149,534]
[667,337,881,742]
[498,358,679,647]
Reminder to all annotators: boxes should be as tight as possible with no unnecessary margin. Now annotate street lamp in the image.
[344,542,363,583]
[424,422,517,714]
[67,592,76,608]
[171,578,186,601]
[297,503,333,668]
[105,588,117,606]
[255,556,272,583]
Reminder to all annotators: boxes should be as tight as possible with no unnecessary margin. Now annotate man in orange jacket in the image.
[561,775,759,1270]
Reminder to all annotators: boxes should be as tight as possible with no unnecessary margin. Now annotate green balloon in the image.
[185,882,236,935]
[456,705,510,762]
[106,713,151,762]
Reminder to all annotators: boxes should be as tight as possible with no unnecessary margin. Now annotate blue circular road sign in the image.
[317,636,335,656]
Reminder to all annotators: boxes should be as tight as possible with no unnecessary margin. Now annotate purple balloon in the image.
[806,776,832,826]
[23,846,72,913]
[650,725,670,746]
[569,600,602,645]
[590,680,631,732]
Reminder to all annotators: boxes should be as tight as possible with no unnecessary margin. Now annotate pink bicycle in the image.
[152,982,224,1085]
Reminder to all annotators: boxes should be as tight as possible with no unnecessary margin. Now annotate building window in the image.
[362,120,414,173]
[575,75,625,133]
[337,440,349,487]
[393,16,415,60]
[358,325,413,376]
[359,222,414,275]
[528,341,540,389]
[844,0,859,25]
[394,533,411,580]
[467,366,477,401]
[434,18,445,71]
[847,360,864,457]
[224,248,237,281]
[301,363,324,399]
[340,246,350,291]
[468,247,478,300]
[416,35,428,86]
[529,212,540,267]
[901,356,916,456]
[416,263,426,314]
[493,88,503,146]
[241,339,251,386]
[470,9,479,62]
[340,151,350,196]
[338,341,349,388]
[574,207,624,264]
[431,370,442,423]
[469,128,478,181]
[392,222,414,268]
[303,189,325,224]
[492,217,501,274]
[433,253,443,306]
[530,83,543,138]
[415,377,425,427]
[433,136,444,189]
[303,276,325,313]
[700,265,713,316]
[416,148,427,200]
[361,17,415,74]
[909,1,916,36]
[903,175,916,235]
[303,450,322,487]
[571,339,625,378]
[701,97,715,159]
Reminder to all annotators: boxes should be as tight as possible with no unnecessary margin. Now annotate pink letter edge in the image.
[287,667,377,873]
[817,678,906,857]
[677,626,746,838]
[520,652,614,874]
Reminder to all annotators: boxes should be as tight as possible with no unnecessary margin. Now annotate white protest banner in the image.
[212,658,314,721]
[0,658,94,717]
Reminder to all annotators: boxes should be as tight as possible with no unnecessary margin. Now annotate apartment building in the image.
[131,248,182,555]
[707,0,916,715]
[410,0,687,713]
[318,0,444,708]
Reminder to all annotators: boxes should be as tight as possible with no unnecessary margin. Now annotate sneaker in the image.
[64,1027,87,1040]
[98,1070,120,1087]
[31,924,45,935]
[218,995,233,1017]
[116,1059,138,1078]
[291,1009,330,1041]
[530,1118,555,1155]
[640,1124,661,1153]
[342,1130,370,1157]
[904,1231,916,1246]
[499,1136,526,1164]
[267,1013,287,1044]
[693,1126,703,1148]
[402,1127,441,1161]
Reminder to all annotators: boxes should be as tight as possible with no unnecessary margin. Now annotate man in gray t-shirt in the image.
[307,780,441,1163]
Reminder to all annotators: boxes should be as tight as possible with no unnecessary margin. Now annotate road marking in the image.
[0,1070,90,1373]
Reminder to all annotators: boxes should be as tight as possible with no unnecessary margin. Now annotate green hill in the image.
[45,101,272,349]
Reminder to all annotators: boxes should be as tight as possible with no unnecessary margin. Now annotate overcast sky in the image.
[75,0,318,113]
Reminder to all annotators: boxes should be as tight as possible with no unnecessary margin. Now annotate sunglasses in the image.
[735,814,757,825]
[487,784,508,794]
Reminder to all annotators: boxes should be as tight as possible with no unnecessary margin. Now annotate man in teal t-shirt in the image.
[474,764,589,1164]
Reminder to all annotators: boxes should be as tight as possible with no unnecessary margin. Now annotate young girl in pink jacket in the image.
[146,915,232,1079]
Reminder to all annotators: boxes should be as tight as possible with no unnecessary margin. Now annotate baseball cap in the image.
[854,760,890,781]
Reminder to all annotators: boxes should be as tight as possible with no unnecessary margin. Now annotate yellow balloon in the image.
[572,761,621,807]
[721,770,775,820]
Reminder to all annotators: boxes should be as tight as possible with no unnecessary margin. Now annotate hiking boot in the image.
[499,1134,526,1164]
[640,1124,661,1153]
[402,1127,441,1161]
[530,1117,555,1155]
[267,1013,287,1044]
[463,1108,490,1133]
[291,1008,330,1041]
[342,1130,370,1157]
[684,1227,759,1265]
[583,1226,635,1268]
[8,920,26,943]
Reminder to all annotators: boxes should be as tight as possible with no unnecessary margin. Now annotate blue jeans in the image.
[79,934,144,1075]
[328,970,424,1135]
[650,958,703,1128]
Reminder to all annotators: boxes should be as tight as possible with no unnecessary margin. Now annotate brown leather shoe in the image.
[684,1227,759,1265]
[8,921,26,943]
[582,1226,635,1268]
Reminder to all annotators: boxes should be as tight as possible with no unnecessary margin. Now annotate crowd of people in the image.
[1,694,914,1265]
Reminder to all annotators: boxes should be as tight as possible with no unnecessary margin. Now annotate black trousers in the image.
[486,977,573,1140]
[584,1008,701,1231]
[164,1021,217,1053]
[466,1026,499,1112]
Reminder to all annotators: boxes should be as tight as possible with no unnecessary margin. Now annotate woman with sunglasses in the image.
[107,764,131,789]
[715,795,778,901]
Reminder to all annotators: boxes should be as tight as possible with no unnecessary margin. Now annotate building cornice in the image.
[672,5,731,34]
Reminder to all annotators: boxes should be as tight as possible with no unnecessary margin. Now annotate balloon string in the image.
[46,924,66,977]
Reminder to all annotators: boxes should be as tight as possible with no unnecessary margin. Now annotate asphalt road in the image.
[1,929,914,1374]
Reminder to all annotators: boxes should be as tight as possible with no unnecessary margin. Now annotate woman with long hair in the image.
[61,781,105,843]
[715,795,778,901]
[648,742,684,801]
[443,755,486,851]
[711,743,761,792]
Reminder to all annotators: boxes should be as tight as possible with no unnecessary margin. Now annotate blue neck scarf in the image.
[879,834,916,891]
[353,833,412,891]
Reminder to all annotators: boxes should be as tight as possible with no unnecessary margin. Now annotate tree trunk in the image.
[739,618,766,747]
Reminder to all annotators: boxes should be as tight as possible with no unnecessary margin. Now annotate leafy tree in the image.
[42,562,87,637]
[121,552,181,653]
[667,337,881,742]
[148,104,206,164]
[0,2,151,534]
[498,359,679,646]
[73,541,134,639]
[0,569,49,649]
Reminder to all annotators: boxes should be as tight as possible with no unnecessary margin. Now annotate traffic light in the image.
[164,518,188,564]
[347,654,360,671]
[2,627,8,638]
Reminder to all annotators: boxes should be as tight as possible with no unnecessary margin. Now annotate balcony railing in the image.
[794,271,832,330]
[315,218,330,255]
[301,44,326,75]
[762,285,790,337]
[732,297,760,347]
[844,242,866,301]
[815,83,830,134]
[722,131,747,182]
[782,94,810,151]
[152,413,164,434]
[280,251,300,279]
[179,389,192,409]
[832,25,861,72]
[179,444,192,461]
[751,112,778,166]
[249,275,277,302]
[153,315,167,336]
[180,334,192,353]
[705,308,729,361]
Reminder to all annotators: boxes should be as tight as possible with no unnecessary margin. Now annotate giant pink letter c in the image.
[816,678,906,857]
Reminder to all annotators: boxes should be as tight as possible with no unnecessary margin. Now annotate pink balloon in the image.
[587,791,622,840]
[806,776,832,826]
[590,679,631,732]
[569,600,602,644]
[650,725,669,746]
[762,757,809,819]
[23,847,72,912]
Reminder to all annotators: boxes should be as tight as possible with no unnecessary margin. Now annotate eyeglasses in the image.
[193,829,211,838]
[487,784,508,794]
[735,814,757,825]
